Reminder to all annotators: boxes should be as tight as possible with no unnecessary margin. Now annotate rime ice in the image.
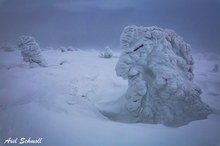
[100,25,212,127]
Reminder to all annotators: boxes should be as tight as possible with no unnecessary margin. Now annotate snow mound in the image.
[18,36,47,67]
[99,25,213,127]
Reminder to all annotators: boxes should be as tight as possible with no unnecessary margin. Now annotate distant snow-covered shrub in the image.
[17,36,47,67]
[99,25,212,127]
[99,46,113,58]
[60,46,67,52]
[60,46,78,52]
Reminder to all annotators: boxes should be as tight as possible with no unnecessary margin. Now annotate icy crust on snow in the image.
[18,36,47,67]
[101,25,212,127]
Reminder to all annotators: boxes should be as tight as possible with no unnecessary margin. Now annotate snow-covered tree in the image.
[99,46,113,58]
[99,25,212,127]
[17,36,47,67]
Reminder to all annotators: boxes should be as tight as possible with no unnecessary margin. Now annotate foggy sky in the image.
[0,0,219,52]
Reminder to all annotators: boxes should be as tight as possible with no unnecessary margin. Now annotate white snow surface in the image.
[0,49,220,146]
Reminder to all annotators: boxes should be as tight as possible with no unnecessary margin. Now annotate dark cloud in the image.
[0,0,219,52]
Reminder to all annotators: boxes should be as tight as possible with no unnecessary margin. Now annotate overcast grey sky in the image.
[0,0,219,52]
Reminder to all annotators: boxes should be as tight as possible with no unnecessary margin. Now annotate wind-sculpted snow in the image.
[100,25,213,127]
[18,36,47,67]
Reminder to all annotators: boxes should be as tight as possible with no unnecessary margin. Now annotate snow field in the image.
[0,50,220,146]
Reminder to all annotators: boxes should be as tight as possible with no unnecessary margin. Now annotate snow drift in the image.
[99,25,213,127]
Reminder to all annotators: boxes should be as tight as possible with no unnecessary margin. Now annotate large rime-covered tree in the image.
[99,25,213,127]
[18,36,47,67]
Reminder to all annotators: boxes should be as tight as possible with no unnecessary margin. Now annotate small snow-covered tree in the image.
[17,36,47,67]
[60,46,78,52]
[99,46,113,58]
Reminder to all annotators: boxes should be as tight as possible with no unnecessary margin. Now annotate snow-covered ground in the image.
[0,50,220,146]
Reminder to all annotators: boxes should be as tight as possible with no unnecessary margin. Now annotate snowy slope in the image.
[0,50,220,146]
